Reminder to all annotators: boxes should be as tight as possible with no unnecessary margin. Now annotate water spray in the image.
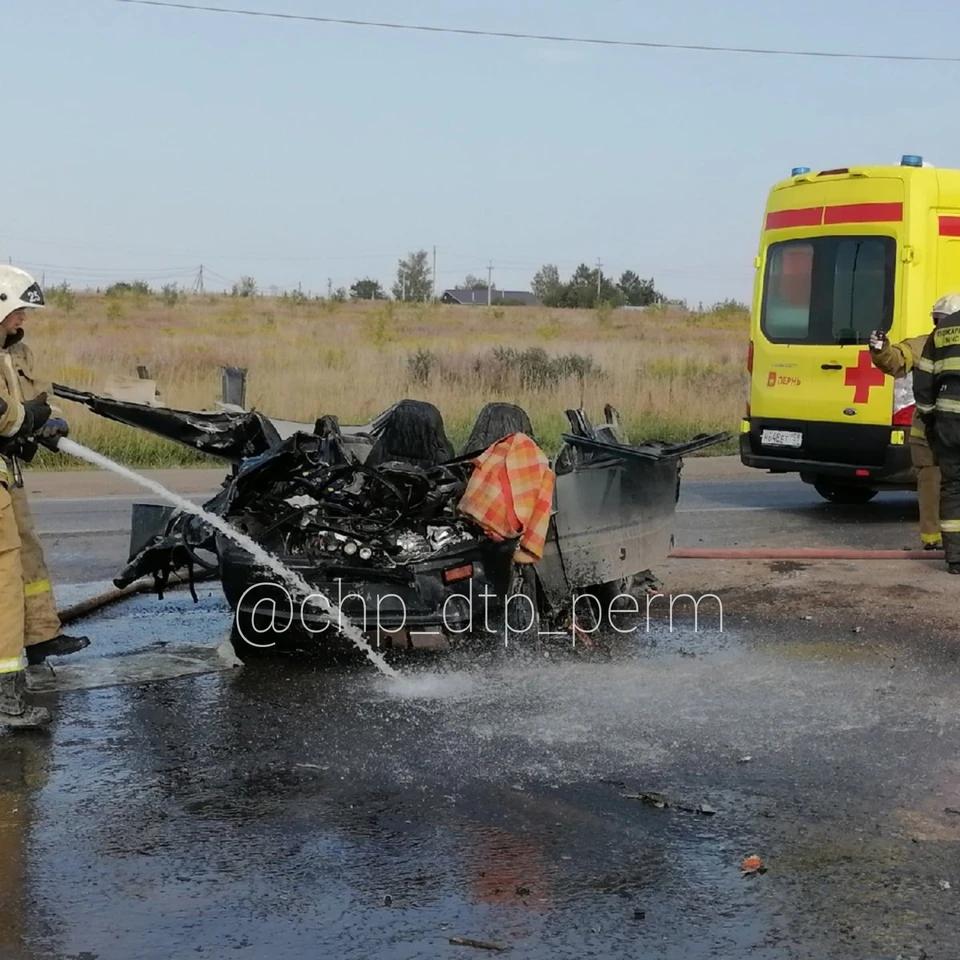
[55,437,401,679]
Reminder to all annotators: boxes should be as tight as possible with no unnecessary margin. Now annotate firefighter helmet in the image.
[932,293,960,320]
[0,266,44,325]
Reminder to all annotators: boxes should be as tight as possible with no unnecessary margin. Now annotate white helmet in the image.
[932,292,960,320]
[0,265,44,325]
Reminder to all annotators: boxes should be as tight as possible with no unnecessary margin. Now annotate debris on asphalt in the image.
[625,790,670,809]
[852,626,863,634]
[741,855,765,875]
[944,807,960,816]
[621,790,717,815]
[632,908,646,921]
[939,880,951,891]
[383,895,393,906]
[515,885,531,896]
[738,756,754,764]
[448,936,508,951]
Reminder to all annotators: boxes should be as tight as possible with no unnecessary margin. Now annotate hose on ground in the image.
[669,547,943,560]
[58,569,218,625]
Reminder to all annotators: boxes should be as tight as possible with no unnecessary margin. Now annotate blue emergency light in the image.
[791,167,810,175]
[901,155,923,167]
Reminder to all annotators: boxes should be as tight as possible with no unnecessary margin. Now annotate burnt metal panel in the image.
[537,457,678,605]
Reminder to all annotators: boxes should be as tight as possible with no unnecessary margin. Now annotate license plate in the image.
[761,429,802,448]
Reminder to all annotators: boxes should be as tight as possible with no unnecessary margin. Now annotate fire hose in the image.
[58,570,219,625]
[669,547,943,560]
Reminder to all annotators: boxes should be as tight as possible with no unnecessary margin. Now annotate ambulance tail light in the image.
[892,373,915,426]
[892,404,915,426]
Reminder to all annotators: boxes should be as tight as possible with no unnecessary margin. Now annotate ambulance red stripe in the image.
[822,202,903,224]
[766,202,904,230]
[765,207,823,230]
[940,216,960,237]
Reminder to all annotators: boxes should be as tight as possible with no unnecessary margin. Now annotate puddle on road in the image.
[26,641,241,693]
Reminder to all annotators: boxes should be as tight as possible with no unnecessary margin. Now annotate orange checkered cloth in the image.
[458,432,555,563]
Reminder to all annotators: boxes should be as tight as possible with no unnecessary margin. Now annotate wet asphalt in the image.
[1,475,956,960]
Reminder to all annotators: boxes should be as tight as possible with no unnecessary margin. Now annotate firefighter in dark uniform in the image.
[913,293,960,573]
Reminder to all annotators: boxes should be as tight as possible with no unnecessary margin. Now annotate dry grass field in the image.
[22,290,750,468]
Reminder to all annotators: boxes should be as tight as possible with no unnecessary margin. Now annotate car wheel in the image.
[813,481,879,504]
[229,611,281,660]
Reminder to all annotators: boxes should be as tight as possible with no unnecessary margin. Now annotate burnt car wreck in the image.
[54,384,728,660]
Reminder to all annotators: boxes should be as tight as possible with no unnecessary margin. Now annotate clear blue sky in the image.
[6,0,959,305]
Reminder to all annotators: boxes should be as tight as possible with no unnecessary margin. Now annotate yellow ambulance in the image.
[740,155,960,502]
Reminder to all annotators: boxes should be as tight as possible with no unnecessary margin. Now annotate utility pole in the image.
[401,270,406,301]
[192,264,205,295]
[327,277,332,299]
[432,245,437,302]
[596,258,603,301]
[487,261,493,307]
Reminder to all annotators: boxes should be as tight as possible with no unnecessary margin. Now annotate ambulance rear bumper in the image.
[739,421,915,486]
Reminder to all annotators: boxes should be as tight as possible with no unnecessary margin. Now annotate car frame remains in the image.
[54,384,728,660]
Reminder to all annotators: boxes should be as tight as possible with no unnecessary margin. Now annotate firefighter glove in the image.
[37,417,68,441]
[19,393,51,437]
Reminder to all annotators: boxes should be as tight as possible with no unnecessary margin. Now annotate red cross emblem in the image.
[844,349,886,403]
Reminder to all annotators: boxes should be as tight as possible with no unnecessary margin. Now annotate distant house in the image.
[441,288,541,307]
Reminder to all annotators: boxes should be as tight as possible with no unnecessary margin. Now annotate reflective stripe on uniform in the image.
[933,358,960,374]
[935,398,960,414]
[940,519,960,532]
[910,425,927,439]
[917,402,936,413]
[921,532,943,544]
[0,656,24,675]
[916,356,936,373]
[0,403,23,439]
[23,579,51,598]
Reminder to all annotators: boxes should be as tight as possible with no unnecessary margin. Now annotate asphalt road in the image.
[32,473,923,588]
[1,472,953,960]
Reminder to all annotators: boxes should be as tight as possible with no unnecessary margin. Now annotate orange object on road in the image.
[741,855,764,874]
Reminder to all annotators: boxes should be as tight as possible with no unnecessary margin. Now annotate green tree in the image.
[463,274,488,291]
[555,264,623,309]
[532,264,562,304]
[392,249,432,302]
[617,270,662,307]
[350,277,387,300]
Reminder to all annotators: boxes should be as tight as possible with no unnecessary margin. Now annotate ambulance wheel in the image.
[813,481,878,504]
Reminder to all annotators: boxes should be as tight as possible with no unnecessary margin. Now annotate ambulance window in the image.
[763,243,814,339]
[831,239,890,343]
[761,236,895,344]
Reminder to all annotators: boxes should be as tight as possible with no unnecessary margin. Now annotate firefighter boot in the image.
[0,672,50,729]
[25,634,90,665]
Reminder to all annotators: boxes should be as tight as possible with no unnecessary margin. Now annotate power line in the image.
[111,0,960,64]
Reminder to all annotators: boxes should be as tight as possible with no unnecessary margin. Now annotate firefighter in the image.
[0,267,88,665]
[912,292,960,573]
[0,269,59,726]
[868,307,948,549]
